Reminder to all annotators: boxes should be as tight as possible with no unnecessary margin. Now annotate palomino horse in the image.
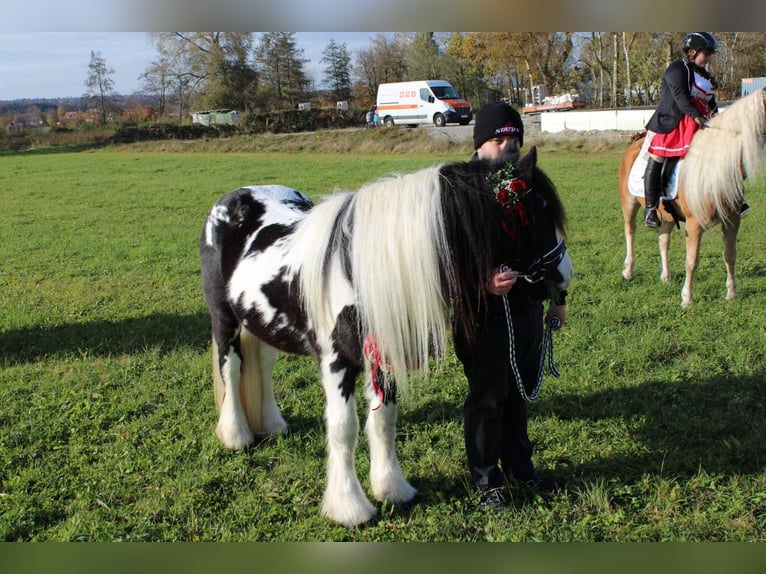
[199,148,572,527]
[619,87,766,307]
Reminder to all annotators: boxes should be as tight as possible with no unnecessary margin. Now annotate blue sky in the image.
[0,32,382,101]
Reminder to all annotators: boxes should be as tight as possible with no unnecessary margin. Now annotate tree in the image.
[406,33,441,79]
[85,50,115,124]
[254,32,309,110]
[170,33,259,113]
[442,33,488,107]
[321,39,352,103]
[352,33,408,103]
[142,33,204,122]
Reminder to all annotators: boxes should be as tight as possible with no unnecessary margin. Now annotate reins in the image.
[501,295,560,402]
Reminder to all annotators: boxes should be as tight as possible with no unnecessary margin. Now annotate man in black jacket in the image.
[455,101,572,511]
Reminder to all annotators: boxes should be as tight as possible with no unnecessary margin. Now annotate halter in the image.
[517,237,567,284]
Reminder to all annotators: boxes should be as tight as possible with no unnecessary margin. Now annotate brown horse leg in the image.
[658,219,674,283]
[622,194,640,280]
[722,215,741,301]
[681,218,704,308]
[620,138,645,281]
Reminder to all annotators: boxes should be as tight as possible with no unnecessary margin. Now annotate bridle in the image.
[517,236,567,284]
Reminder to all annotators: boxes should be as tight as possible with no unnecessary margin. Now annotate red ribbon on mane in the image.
[501,201,528,239]
[363,335,385,410]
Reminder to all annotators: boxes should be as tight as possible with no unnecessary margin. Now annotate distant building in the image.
[190,109,240,126]
[741,77,766,97]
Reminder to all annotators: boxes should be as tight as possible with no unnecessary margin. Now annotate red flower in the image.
[510,178,527,193]
[496,188,509,206]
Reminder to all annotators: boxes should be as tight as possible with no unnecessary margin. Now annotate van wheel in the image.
[433,113,446,127]
[384,117,395,128]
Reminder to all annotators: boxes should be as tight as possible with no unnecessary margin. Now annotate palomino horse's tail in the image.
[291,166,454,394]
[683,87,766,228]
[212,329,282,435]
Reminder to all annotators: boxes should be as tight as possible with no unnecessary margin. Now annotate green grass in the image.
[2,134,766,541]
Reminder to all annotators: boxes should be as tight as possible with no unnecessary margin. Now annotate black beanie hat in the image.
[473,101,524,149]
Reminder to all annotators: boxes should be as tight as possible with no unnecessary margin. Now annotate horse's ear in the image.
[516,146,538,178]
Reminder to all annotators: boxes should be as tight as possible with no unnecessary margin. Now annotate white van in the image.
[376,80,473,127]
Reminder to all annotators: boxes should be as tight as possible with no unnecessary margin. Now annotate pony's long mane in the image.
[683,87,766,228]
[291,166,461,391]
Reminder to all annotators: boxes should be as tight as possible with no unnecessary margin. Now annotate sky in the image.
[0,32,383,101]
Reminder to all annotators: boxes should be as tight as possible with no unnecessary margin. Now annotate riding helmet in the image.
[682,32,718,54]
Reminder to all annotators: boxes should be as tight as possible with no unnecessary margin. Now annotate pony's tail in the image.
[213,330,283,435]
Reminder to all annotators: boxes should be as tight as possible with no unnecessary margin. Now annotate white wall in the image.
[540,109,655,133]
[540,105,729,133]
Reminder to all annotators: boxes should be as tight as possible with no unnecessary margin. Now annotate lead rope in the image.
[501,294,560,402]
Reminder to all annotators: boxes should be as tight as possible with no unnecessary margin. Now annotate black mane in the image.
[437,147,566,343]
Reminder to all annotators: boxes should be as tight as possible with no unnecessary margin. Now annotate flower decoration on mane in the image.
[486,161,530,238]
[486,161,530,209]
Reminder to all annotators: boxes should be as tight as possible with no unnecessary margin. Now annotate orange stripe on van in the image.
[377,104,418,111]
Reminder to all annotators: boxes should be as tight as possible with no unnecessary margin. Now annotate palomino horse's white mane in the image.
[683,87,766,228]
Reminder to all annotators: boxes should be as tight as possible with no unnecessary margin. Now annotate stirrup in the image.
[644,208,661,228]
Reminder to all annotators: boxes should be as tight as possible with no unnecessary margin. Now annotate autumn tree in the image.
[442,33,490,107]
[85,50,116,123]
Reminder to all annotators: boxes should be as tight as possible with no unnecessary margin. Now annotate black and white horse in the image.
[199,147,572,526]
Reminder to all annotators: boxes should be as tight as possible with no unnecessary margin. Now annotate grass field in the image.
[2,132,766,541]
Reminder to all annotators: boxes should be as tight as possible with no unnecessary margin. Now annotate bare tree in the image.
[352,33,408,102]
[85,50,115,123]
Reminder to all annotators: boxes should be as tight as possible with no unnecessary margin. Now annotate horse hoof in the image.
[262,415,289,436]
[322,498,377,527]
[216,423,255,451]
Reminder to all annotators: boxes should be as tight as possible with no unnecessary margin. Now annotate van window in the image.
[430,85,461,99]
[419,88,433,103]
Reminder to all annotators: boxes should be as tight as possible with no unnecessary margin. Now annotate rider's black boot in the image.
[643,158,663,228]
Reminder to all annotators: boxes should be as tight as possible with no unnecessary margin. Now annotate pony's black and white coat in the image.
[200,148,571,526]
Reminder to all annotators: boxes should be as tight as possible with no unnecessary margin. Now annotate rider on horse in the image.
[643,32,720,228]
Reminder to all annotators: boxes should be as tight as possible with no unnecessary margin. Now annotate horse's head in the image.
[489,147,572,292]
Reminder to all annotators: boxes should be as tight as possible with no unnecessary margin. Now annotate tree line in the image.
[4,32,766,132]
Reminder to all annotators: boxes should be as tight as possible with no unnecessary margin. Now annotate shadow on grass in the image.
[0,142,107,157]
[537,373,766,481]
[1,311,211,364]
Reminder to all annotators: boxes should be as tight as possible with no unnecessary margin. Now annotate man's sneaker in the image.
[477,487,508,511]
[741,202,751,216]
